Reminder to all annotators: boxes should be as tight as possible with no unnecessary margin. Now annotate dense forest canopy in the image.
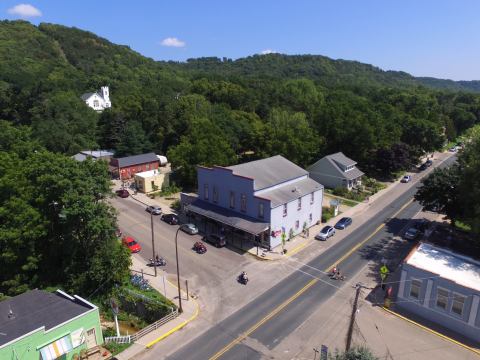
[1,20,480,189]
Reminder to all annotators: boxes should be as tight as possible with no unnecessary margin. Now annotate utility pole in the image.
[346,283,363,352]
[175,226,184,313]
[151,212,157,277]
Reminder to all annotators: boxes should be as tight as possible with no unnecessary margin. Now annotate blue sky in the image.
[2,1,479,80]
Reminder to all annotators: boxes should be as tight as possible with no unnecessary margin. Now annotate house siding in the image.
[197,166,322,249]
[0,308,103,360]
[397,263,480,342]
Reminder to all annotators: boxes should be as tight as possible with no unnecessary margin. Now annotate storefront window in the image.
[241,194,246,212]
[204,184,209,200]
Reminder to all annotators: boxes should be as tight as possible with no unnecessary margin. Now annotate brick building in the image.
[110,153,159,180]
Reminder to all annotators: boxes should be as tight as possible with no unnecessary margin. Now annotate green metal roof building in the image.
[0,289,104,360]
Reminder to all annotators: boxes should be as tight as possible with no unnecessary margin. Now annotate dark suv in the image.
[204,234,226,248]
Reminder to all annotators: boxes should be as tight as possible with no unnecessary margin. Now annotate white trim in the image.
[398,270,407,299]
[468,295,479,326]
[55,289,75,301]
[423,279,433,307]
[73,295,98,310]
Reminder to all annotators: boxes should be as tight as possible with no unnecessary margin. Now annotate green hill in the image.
[1,20,479,186]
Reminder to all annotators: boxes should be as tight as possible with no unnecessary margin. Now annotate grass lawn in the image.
[104,341,132,356]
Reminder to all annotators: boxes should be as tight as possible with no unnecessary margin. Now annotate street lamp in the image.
[174,226,184,313]
[151,212,157,277]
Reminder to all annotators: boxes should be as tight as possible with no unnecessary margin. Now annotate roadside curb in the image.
[144,278,200,349]
[381,307,480,356]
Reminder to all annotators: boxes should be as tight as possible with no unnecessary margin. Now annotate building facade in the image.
[135,169,166,193]
[81,86,111,112]
[308,152,364,190]
[0,289,103,360]
[110,152,159,180]
[396,243,480,343]
[72,150,114,162]
[185,155,323,249]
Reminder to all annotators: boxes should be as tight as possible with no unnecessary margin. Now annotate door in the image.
[85,328,97,349]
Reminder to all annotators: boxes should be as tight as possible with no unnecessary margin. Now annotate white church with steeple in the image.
[81,86,111,112]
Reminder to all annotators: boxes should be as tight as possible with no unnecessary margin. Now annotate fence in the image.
[104,309,179,344]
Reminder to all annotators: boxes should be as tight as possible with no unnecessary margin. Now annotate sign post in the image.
[110,298,120,337]
[380,265,390,289]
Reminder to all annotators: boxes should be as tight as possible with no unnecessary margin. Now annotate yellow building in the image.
[134,169,165,193]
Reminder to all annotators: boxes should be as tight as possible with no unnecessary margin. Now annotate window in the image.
[309,213,312,222]
[310,193,314,204]
[93,100,99,107]
[283,204,287,217]
[204,184,209,200]
[230,191,235,208]
[241,194,247,212]
[295,220,300,229]
[298,198,302,210]
[452,293,466,316]
[409,279,421,299]
[213,186,218,203]
[258,203,264,219]
[436,288,449,310]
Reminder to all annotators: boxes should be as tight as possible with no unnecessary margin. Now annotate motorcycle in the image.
[238,273,249,285]
[147,257,166,267]
[193,241,207,254]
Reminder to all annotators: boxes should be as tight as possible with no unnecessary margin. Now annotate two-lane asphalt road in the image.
[167,155,456,360]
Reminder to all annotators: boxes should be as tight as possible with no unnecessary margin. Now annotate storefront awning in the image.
[39,335,73,360]
[186,200,269,235]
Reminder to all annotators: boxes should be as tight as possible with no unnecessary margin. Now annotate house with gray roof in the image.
[0,289,104,360]
[184,155,323,250]
[72,150,114,162]
[308,152,364,190]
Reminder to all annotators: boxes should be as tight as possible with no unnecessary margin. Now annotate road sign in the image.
[380,265,389,281]
[110,298,119,315]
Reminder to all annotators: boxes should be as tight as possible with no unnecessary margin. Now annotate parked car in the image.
[122,236,141,253]
[181,223,199,235]
[404,228,420,241]
[414,219,429,232]
[204,233,226,248]
[334,217,353,230]
[419,163,428,171]
[115,189,129,198]
[315,226,336,241]
[146,205,162,215]
[448,146,457,152]
[401,175,412,183]
[425,159,433,167]
[161,213,179,225]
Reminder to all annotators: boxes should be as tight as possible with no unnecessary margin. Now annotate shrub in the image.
[322,206,335,223]
[171,199,181,211]
[333,187,349,197]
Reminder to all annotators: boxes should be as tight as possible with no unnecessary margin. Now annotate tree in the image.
[30,91,98,154]
[167,118,236,188]
[373,143,416,178]
[0,122,130,296]
[414,166,461,225]
[329,346,379,360]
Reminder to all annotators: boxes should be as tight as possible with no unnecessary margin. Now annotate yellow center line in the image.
[209,198,416,360]
[209,278,318,360]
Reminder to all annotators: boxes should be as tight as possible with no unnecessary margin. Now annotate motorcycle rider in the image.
[241,271,248,283]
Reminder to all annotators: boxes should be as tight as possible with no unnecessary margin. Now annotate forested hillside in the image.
[1,20,480,188]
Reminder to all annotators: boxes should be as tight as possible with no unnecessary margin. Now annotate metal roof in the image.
[260,177,323,208]
[227,155,308,191]
[406,243,480,291]
[0,290,95,347]
[186,200,269,235]
[115,152,159,168]
[80,92,98,101]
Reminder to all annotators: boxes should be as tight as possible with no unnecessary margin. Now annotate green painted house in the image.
[0,289,104,360]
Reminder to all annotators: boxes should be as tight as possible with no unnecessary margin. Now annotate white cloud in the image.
[260,49,277,55]
[7,3,42,18]
[160,37,186,48]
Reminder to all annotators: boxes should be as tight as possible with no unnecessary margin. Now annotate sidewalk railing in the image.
[105,309,179,344]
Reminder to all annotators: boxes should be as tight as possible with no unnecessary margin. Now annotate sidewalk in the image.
[115,255,199,360]
[246,151,454,261]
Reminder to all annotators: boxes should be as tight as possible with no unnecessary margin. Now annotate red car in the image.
[116,189,129,198]
[122,236,141,253]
